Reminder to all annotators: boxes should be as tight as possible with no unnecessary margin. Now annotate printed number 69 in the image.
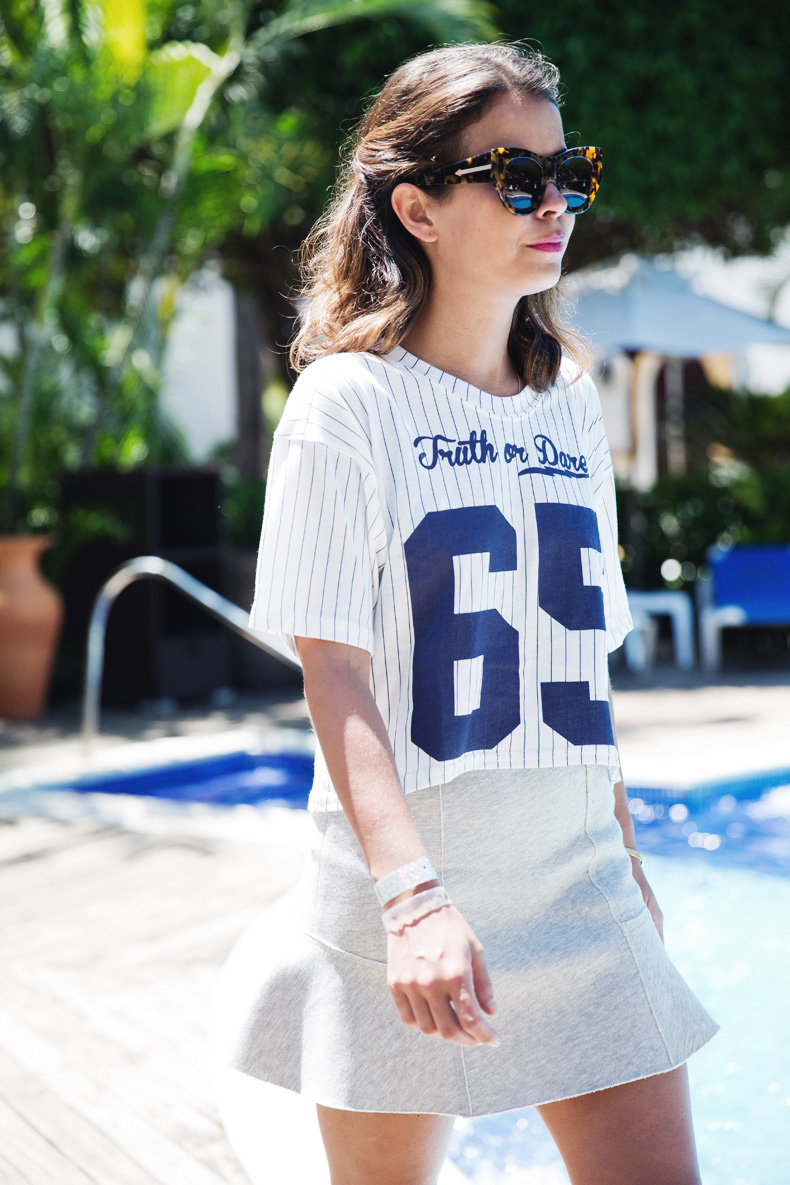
[404,503,613,760]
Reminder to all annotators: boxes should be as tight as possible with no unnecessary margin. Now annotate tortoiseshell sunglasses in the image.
[413,145,603,216]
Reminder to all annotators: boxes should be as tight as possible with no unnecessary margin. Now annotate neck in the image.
[402,281,522,398]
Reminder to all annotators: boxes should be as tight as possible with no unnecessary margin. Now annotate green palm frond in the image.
[250,0,498,54]
[98,0,147,84]
[1,0,500,530]
[134,40,228,145]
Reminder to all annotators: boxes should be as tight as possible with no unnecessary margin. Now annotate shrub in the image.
[617,464,790,591]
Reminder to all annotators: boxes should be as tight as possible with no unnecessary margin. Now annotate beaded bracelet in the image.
[625,846,645,865]
[374,857,438,906]
[382,886,452,934]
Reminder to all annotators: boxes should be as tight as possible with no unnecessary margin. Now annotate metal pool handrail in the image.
[81,555,301,750]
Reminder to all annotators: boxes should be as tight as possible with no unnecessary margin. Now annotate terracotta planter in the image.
[0,535,64,719]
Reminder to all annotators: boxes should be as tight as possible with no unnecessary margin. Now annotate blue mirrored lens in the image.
[509,193,538,210]
[504,154,593,213]
[558,156,593,208]
[503,157,541,203]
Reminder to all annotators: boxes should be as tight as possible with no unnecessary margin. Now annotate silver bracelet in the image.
[374,857,438,906]
[382,886,452,934]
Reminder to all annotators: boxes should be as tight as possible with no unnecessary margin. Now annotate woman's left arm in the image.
[608,681,664,943]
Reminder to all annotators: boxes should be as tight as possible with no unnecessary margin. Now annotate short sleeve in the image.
[249,434,382,658]
[581,376,633,652]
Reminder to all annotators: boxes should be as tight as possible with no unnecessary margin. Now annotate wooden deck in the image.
[0,813,304,1184]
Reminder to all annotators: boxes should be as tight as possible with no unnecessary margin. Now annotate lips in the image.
[527,236,565,253]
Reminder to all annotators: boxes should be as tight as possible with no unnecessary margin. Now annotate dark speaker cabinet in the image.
[59,468,231,705]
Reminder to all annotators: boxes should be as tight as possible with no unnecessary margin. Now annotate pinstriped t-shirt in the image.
[250,346,633,811]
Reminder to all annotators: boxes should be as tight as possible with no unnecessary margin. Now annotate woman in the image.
[226,42,719,1185]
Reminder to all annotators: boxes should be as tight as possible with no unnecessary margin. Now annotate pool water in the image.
[13,748,789,1184]
[448,780,790,1185]
[626,773,790,878]
[448,853,790,1185]
[55,749,314,809]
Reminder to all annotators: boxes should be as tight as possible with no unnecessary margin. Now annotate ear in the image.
[390,182,439,243]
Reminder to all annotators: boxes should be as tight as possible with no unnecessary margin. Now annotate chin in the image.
[519,263,563,296]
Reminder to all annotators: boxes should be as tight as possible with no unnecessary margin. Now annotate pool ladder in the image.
[81,556,301,751]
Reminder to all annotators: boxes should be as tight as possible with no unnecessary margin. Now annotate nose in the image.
[536,180,568,216]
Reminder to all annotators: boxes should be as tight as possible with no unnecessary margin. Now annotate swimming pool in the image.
[2,739,787,1184]
[448,777,790,1185]
[47,746,313,807]
[0,729,316,842]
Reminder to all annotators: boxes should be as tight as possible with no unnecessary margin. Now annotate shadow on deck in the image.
[0,813,304,1184]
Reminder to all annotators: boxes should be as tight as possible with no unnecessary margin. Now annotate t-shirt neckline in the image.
[382,345,542,419]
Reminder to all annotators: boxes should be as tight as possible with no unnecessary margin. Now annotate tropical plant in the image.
[0,0,243,531]
[0,0,496,534]
[618,464,790,594]
[618,384,790,591]
[493,0,790,267]
[227,0,790,366]
[684,384,790,471]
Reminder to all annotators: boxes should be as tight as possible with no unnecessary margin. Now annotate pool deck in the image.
[1,664,789,1183]
[0,693,313,1184]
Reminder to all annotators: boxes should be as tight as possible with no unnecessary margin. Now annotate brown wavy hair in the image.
[290,43,590,391]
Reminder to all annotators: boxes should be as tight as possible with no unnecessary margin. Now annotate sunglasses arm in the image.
[417,152,494,188]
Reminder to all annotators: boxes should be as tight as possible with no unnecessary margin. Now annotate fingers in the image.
[448,979,500,1046]
[404,991,444,1040]
[392,977,477,1045]
[470,942,498,1017]
[390,987,418,1029]
[399,985,472,1046]
[387,911,500,1047]
[390,972,500,1047]
[417,991,478,1046]
[406,982,490,1047]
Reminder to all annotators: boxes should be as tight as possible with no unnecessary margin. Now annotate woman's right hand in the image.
[387,904,500,1047]
[293,637,498,1047]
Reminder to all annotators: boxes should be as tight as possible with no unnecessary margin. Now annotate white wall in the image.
[675,240,790,394]
[160,262,237,462]
[587,241,790,487]
[594,352,633,462]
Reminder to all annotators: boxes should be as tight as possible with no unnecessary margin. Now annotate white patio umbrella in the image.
[564,254,790,490]
[565,254,790,355]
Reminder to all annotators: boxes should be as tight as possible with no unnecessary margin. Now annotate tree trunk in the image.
[233,288,271,480]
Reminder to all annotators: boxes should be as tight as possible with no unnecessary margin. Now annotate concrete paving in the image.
[1,657,787,1185]
[2,661,790,792]
[610,662,790,792]
[0,687,311,774]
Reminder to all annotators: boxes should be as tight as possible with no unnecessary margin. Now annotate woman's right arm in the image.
[295,635,500,1048]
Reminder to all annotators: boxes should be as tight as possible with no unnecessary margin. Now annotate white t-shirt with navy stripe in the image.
[250,346,633,812]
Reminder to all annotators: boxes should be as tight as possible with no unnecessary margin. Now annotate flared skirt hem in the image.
[210,766,720,1117]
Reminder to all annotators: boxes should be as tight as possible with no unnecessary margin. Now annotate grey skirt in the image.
[215,765,719,1117]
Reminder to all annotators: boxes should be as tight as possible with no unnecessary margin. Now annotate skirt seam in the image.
[305,929,477,1114]
[458,1048,474,1117]
[616,915,676,1065]
[221,769,717,1115]
[311,820,329,933]
[301,928,387,967]
[581,768,675,1067]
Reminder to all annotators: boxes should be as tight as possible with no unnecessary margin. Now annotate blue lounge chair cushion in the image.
[707,544,790,624]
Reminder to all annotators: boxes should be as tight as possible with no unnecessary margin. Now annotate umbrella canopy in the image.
[566,254,790,356]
